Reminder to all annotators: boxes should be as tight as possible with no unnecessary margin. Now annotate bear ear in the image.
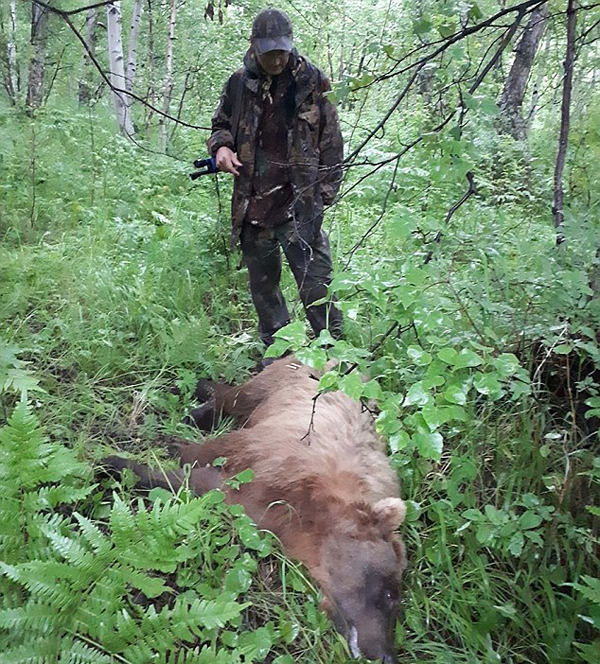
[373,497,406,532]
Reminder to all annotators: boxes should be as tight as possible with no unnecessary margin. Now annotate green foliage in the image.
[0,404,337,663]
[1,0,600,661]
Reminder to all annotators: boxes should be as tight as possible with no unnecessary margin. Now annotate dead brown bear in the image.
[104,358,407,663]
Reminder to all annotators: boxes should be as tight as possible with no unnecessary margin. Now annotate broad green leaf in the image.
[362,379,384,400]
[508,531,524,556]
[484,505,507,526]
[478,96,500,116]
[236,523,263,550]
[407,346,432,366]
[225,566,253,593]
[295,345,327,370]
[413,431,443,460]
[438,347,458,364]
[443,384,468,405]
[389,215,413,241]
[454,349,483,369]
[339,371,364,400]
[388,430,410,453]
[519,512,543,530]
[413,17,433,35]
[494,353,520,377]
[444,405,467,421]
[553,344,573,355]
[264,339,292,359]
[235,469,254,485]
[319,371,338,390]
[149,487,174,502]
[468,2,483,20]
[404,382,430,407]
[476,523,493,544]
[473,372,503,398]
[405,267,426,286]
[421,405,444,431]
[376,406,402,436]
[236,625,275,660]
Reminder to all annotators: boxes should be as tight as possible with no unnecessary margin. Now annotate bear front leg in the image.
[101,455,223,495]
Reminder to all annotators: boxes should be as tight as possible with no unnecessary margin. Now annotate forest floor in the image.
[0,107,598,663]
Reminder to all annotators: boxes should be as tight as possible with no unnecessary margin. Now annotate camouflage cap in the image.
[251,9,293,54]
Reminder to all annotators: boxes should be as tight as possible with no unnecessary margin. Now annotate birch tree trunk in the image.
[4,0,19,103]
[144,0,156,130]
[159,0,178,152]
[552,0,578,234]
[498,3,549,140]
[106,1,134,137]
[126,0,143,94]
[78,8,97,105]
[26,0,50,113]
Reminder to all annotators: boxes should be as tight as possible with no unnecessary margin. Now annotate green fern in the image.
[0,402,291,662]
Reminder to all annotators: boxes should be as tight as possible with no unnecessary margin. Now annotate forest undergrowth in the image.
[1,5,600,658]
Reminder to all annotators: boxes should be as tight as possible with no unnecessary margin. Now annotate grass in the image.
[0,103,598,663]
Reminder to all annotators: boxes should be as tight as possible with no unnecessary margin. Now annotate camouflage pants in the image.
[241,221,343,347]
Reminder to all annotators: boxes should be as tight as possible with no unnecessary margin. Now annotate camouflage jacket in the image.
[207,48,344,247]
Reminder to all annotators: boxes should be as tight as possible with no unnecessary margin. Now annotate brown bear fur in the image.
[104,358,406,662]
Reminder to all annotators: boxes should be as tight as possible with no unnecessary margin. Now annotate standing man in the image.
[208,8,344,348]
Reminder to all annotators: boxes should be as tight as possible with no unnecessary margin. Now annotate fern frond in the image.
[108,494,138,546]
[161,645,238,664]
[43,528,94,567]
[0,602,56,632]
[119,564,170,598]
[56,637,112,664]
[172,594,248,633]
[0,636,61,664]
[0,403,48,492]
[72,514,112,555]
[0,561,77,606]
[121,639,157,664]
[37,483,97,509]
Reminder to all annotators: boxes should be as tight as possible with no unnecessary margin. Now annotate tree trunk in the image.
[106,1,134,136]
[144,0,156,131]
[553,0,578,233]
[525,24,551,129]
[26,0,50,113]
[126,0,143,94]
[159,0,177,152]
[4,0,19,103]
[498,2,549,140]
[78,8,97,105]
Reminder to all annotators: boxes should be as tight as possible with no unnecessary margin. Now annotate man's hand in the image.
[215,146,242,176]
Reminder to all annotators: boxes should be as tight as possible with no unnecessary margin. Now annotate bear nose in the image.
[348,624,397,663]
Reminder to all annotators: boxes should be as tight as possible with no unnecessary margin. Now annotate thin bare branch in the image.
[423,172,477,265]
[29,0,211,131]
[24,0,116,17]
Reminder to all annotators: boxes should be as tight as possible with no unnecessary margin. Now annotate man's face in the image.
[256,49,290,76]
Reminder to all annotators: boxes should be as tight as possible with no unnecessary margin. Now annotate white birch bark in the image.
[126,0,143,94]
[159,0,178,152]
[6,0,18,102]
[106,1,134,136]
[144,0,156,130]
